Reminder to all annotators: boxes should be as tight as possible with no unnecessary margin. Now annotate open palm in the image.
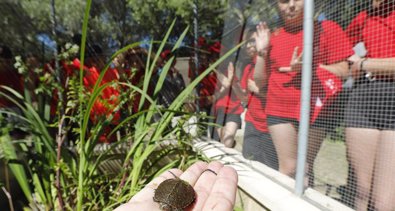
[114,161,238,211]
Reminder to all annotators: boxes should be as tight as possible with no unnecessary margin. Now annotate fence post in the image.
[295,0,314,196]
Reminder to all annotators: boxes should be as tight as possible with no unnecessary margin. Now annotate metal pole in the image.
[295,0,314,196]
[192,0,200,113]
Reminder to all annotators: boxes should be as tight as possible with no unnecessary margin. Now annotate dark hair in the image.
[0,45,13,59]
[244,28,256,41]
[368,0,395,16]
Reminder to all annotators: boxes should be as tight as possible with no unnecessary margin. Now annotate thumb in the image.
[278,67,292,72]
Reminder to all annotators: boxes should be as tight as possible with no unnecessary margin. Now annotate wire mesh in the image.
[212,0,395,210]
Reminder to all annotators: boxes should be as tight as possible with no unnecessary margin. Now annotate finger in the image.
[227,62,234,78]
[292,46,299,61]
[179,161,208,186]
[201,166,238,211]
[130,169,183,202]
[279,67,292,72]
[256,22,262,31]
[190,161,224,211]
[262,22,268,30]
[297,49,303,61]
[256,22,268,33]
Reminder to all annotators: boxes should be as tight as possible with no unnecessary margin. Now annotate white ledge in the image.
[194,139,354,211]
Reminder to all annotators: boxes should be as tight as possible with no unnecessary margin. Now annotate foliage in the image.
[0,0,242,209]
[0,0,229,58]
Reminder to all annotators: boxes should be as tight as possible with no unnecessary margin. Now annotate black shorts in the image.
[243,122,278,170]
[345,80,395,130]
[266,114,328,129]
[214,108,242,129]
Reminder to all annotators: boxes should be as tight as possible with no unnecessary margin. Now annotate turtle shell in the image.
[153,178,196,210]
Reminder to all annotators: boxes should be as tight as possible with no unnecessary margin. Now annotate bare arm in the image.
[319,61,350,78]
[253,22,270,87]
[336,55,395,80]
[353,57,395,76]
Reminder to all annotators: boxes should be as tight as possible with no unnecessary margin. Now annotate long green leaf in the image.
[0,132,33,202]
[138,20,176,111]
[172,26,189,52]
[77,0,92,210]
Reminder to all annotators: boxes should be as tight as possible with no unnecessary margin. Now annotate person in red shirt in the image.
[0,45,23,108]
[0,45,24,138]
[216,29,278,169]
[212,62,243,148]
[253,0,352,184]
[239,30,278,169]
[345,1,395,210]
[210,40,244,148]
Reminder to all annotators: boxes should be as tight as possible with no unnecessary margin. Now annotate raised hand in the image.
[216,62,235,89]
[255,22,271,54]
[279,46,303,72]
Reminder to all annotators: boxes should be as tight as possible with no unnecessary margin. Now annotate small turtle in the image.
[153,174,196,211]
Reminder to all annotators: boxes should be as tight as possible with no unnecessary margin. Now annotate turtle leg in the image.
[159,203,174,211]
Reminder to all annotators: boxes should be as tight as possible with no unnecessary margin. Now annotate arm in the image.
[319,61,350,78]
[352,57,395,76]
[253,22,270,87]
[319,21,355,79]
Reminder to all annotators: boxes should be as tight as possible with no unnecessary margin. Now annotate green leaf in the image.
[0,132,33,202]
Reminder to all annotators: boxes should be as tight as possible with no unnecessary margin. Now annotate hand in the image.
[216,62,235,89]
[114,161,238,211]
[247,79,259,94]
[216,71,231,89]
[279,47,303,72]
[255,22,271,53]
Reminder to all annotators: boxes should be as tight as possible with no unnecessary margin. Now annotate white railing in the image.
[194,138,354,211]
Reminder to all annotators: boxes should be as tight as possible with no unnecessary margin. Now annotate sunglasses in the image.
[245,39,256,47]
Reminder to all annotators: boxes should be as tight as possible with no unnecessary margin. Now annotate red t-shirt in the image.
[266,21,353,119]
[346,10,395,58]
[241,63,269,132]
[189,66,217,107]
